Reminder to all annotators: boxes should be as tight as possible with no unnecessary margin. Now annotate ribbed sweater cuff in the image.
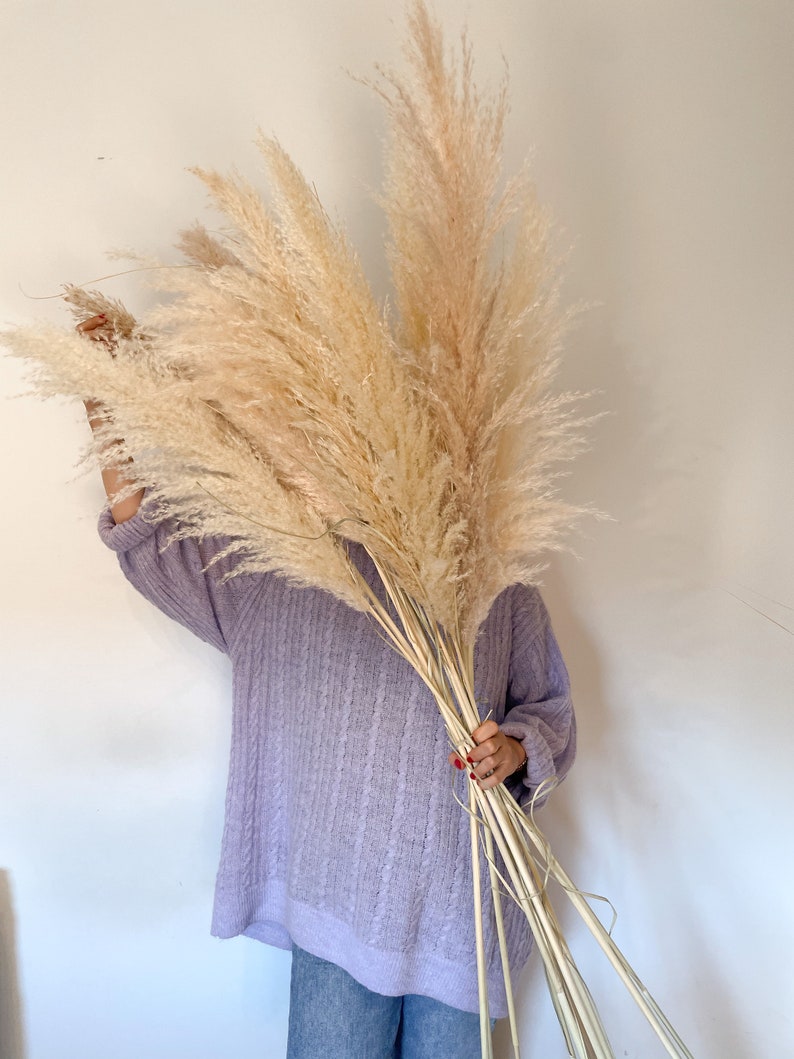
[499,720,555,809]
[97,506,159,553]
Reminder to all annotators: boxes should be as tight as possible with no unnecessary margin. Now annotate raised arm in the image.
[78,314,144,524]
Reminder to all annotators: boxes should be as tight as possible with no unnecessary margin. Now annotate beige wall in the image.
[1,1,792,1056]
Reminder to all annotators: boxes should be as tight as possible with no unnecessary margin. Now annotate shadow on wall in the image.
[0,870,27,1059]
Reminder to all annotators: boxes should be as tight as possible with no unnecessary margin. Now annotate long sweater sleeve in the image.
[98,508,258,654]
[498,584,577,810]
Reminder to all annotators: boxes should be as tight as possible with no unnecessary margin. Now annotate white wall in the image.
[1,2,792,1057]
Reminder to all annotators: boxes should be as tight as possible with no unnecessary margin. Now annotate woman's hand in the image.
[447,719,527,791]
[76,312,111,342]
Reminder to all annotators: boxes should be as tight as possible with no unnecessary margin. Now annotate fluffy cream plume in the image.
[7,322,364,607]
[371,1,593,635]
[4,3,591,642]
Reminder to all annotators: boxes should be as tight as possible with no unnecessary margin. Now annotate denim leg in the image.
[287,945,402,1059]
[397,993,489,1059]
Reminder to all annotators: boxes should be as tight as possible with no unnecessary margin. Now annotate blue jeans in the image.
[286,945,490,1059]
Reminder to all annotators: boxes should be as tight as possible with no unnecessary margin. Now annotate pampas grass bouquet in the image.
[3,3,694,1056]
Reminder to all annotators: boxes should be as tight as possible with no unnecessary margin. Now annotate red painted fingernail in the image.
[98,313,107,319]
[466,756,473,764]
[454,758,464,770]
[470,772,477,780]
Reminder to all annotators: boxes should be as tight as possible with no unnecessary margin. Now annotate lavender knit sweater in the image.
[99,508,576,1017]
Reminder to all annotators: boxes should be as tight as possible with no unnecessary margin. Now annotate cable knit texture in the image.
[98,508,576,1017]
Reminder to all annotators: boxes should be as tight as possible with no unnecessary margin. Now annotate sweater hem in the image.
[210,881,514,1018]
